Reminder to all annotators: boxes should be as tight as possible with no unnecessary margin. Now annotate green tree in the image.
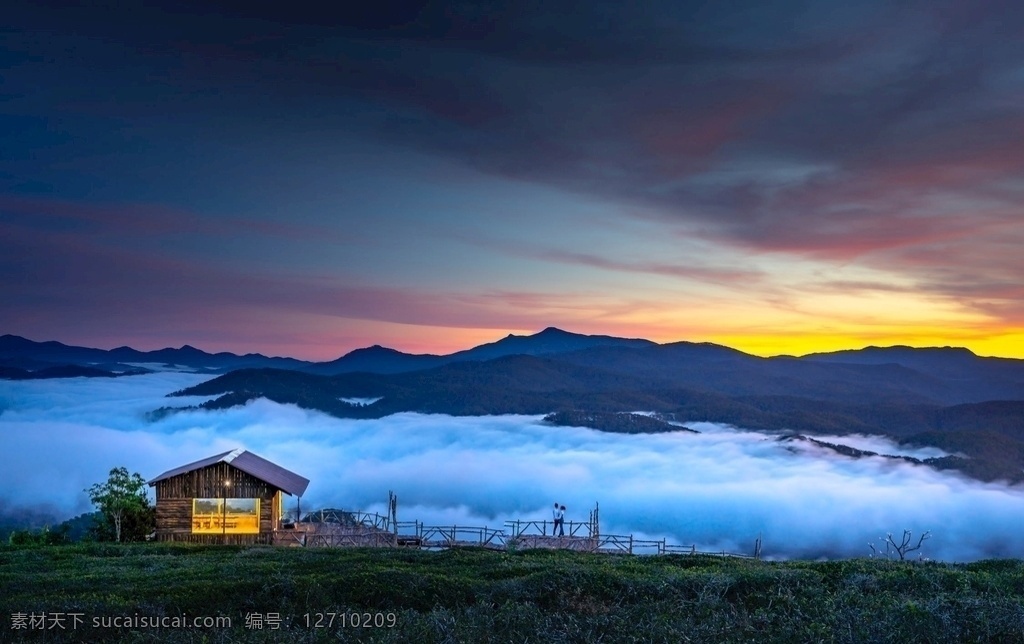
[7,524,69,546]
[85,467,155,543]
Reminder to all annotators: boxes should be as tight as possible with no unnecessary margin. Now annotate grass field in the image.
[2,543,1024,642]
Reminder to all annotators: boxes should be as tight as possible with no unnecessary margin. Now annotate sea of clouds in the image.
[2,373,1023,561]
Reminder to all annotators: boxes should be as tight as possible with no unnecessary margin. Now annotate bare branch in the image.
[884,529,931,560]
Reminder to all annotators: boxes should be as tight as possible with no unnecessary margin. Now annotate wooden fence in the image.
[276,500,756,558]
[593,534,753,557]
[505,519,594,539]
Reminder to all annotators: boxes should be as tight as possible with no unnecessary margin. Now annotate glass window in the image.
[192,498,260,534]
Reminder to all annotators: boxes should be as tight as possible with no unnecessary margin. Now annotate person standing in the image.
[556,504,566,537]
[552,502,562,536]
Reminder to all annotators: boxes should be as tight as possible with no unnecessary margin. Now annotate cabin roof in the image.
[148,448,310,496]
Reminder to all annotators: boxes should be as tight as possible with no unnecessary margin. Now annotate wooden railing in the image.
[505,519,594,539]
[593,534,755,557]
[302,509,391,531]
[417,525,507,549]
[280,504,755,558]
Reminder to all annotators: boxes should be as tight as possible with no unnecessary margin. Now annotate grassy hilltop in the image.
[2,544,1024,642]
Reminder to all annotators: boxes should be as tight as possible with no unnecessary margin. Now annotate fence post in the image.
[389,490,398,537]
[629,535,633,554]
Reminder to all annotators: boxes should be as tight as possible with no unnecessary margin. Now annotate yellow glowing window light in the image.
[192,498,260,534]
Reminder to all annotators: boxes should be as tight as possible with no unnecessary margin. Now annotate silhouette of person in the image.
[552,502,562,536]
[557,505,566,537]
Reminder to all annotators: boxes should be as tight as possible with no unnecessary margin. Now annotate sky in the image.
[2,1,1023,360]
[5,373,1024,561]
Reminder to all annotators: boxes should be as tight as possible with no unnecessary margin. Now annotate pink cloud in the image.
[633,89,789,172]
[3,216,689,357]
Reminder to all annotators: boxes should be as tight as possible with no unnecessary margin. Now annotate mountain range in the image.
[0,327,653,375]
[0,334,308,374]
[5,328,1024,483]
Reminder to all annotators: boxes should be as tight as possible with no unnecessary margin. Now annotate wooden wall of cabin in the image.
[152,463,286,544]
[154,462,276,500]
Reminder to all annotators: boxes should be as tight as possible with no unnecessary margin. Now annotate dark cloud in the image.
[9,0,1021,225]
[3,0,1023,346]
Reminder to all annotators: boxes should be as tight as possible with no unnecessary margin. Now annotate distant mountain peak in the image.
[809,345,980,359]
[862,344,975,353]
[502,327,574,339]
[500,327,577,339]
[365,344,394,352]
[537,326,573,336]
[339,344,409,359]
[306,326,656,375]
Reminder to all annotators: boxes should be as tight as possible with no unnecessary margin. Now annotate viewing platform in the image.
[272,502,758,558]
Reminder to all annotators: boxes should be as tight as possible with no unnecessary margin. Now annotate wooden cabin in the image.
[148,448,310,545]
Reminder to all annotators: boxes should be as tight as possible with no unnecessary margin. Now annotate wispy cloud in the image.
[0,195,358,245]
[459,235,764,286]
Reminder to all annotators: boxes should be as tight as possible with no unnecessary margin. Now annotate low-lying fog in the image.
[2,373,1023,561]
